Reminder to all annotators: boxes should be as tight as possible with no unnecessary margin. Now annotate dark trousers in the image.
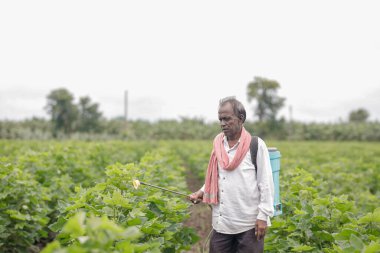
[209,228,264,253]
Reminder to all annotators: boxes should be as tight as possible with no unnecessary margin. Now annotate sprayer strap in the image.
[250,136,259,175]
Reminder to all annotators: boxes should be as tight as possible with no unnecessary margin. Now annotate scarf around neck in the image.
[203,127,252,204]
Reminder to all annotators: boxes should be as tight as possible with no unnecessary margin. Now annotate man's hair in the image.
[219,96,246,123]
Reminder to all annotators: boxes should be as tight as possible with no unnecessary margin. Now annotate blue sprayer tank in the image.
[268,147,282,216]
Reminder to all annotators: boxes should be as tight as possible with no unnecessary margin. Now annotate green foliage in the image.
[44,89,104,137]
[2,86,380,141]
[1,140,379,252]
[262,142,380,252]
[124,118,220,140]
[349,108,370,123]
[247,76,286,122]
[0,118,51,139]
[178,140,380,252]
[0,140,198,251]
[40,212,161,253]
[0,140,155,252]
[45,88,78,136]
[2,117,380,141]
[0,161,52,252]
[48,149,198,252]
[290,121,380,141]
[77,96,103,133]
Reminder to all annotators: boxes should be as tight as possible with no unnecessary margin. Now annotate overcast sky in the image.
[1,0,379,123]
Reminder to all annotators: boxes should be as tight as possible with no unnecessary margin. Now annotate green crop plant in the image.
[0,139,379,252]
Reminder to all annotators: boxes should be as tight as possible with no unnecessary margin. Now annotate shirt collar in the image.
[223,136,241,151]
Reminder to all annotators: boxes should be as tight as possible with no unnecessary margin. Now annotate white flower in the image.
[133,179,140,189]
[78,236,89,244]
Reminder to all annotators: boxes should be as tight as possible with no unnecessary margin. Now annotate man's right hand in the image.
[188,190,204,204]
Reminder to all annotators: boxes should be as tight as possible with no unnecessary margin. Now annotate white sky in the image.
[1,0,379,123]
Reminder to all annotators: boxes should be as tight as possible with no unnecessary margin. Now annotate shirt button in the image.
[221,202,224,204]
[223,177,225,180]
[221,190,224,192]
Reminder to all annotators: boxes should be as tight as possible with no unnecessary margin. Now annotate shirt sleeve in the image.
[256,138,275,221]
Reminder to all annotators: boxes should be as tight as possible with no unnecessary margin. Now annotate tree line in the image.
[0,76,377,140]
[45,88,103,136]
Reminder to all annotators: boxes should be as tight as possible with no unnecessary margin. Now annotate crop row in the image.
[0,141,197,252]
[178,140,380,252]
[1,140,380,252]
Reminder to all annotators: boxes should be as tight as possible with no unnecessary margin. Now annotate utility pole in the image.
[288,105,293,136]
[124,90,128,130]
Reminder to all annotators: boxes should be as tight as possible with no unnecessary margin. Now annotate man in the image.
[189,96,274,253]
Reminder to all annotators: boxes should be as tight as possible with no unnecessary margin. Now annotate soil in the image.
[183,168,212,253]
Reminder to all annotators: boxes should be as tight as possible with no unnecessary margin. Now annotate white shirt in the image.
[201,136,274,234]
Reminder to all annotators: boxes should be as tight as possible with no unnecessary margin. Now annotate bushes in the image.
[0,141,198,252]
[2,117,380,141]
[0,162,52,252]
[265,169,380,252]
[1,139,380,252]
[45,149,198,252]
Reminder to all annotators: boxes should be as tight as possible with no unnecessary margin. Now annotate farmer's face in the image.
[218,102,243,140]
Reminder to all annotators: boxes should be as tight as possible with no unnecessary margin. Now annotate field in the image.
[0,140,379,253]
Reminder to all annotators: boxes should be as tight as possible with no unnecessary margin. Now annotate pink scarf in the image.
[203,127,252,204]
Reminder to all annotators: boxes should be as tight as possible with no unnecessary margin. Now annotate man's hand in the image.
[255,219,267,241]
[188,190,203,204]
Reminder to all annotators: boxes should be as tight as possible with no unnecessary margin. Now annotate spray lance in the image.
[132,179,202,204]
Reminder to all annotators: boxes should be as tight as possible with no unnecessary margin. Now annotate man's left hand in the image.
[255,219,267,241]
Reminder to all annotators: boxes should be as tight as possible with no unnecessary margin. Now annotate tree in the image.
[77,96,103,133]
[247,76,286,122]
[45,88,78,136]
[349,108,369,123]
